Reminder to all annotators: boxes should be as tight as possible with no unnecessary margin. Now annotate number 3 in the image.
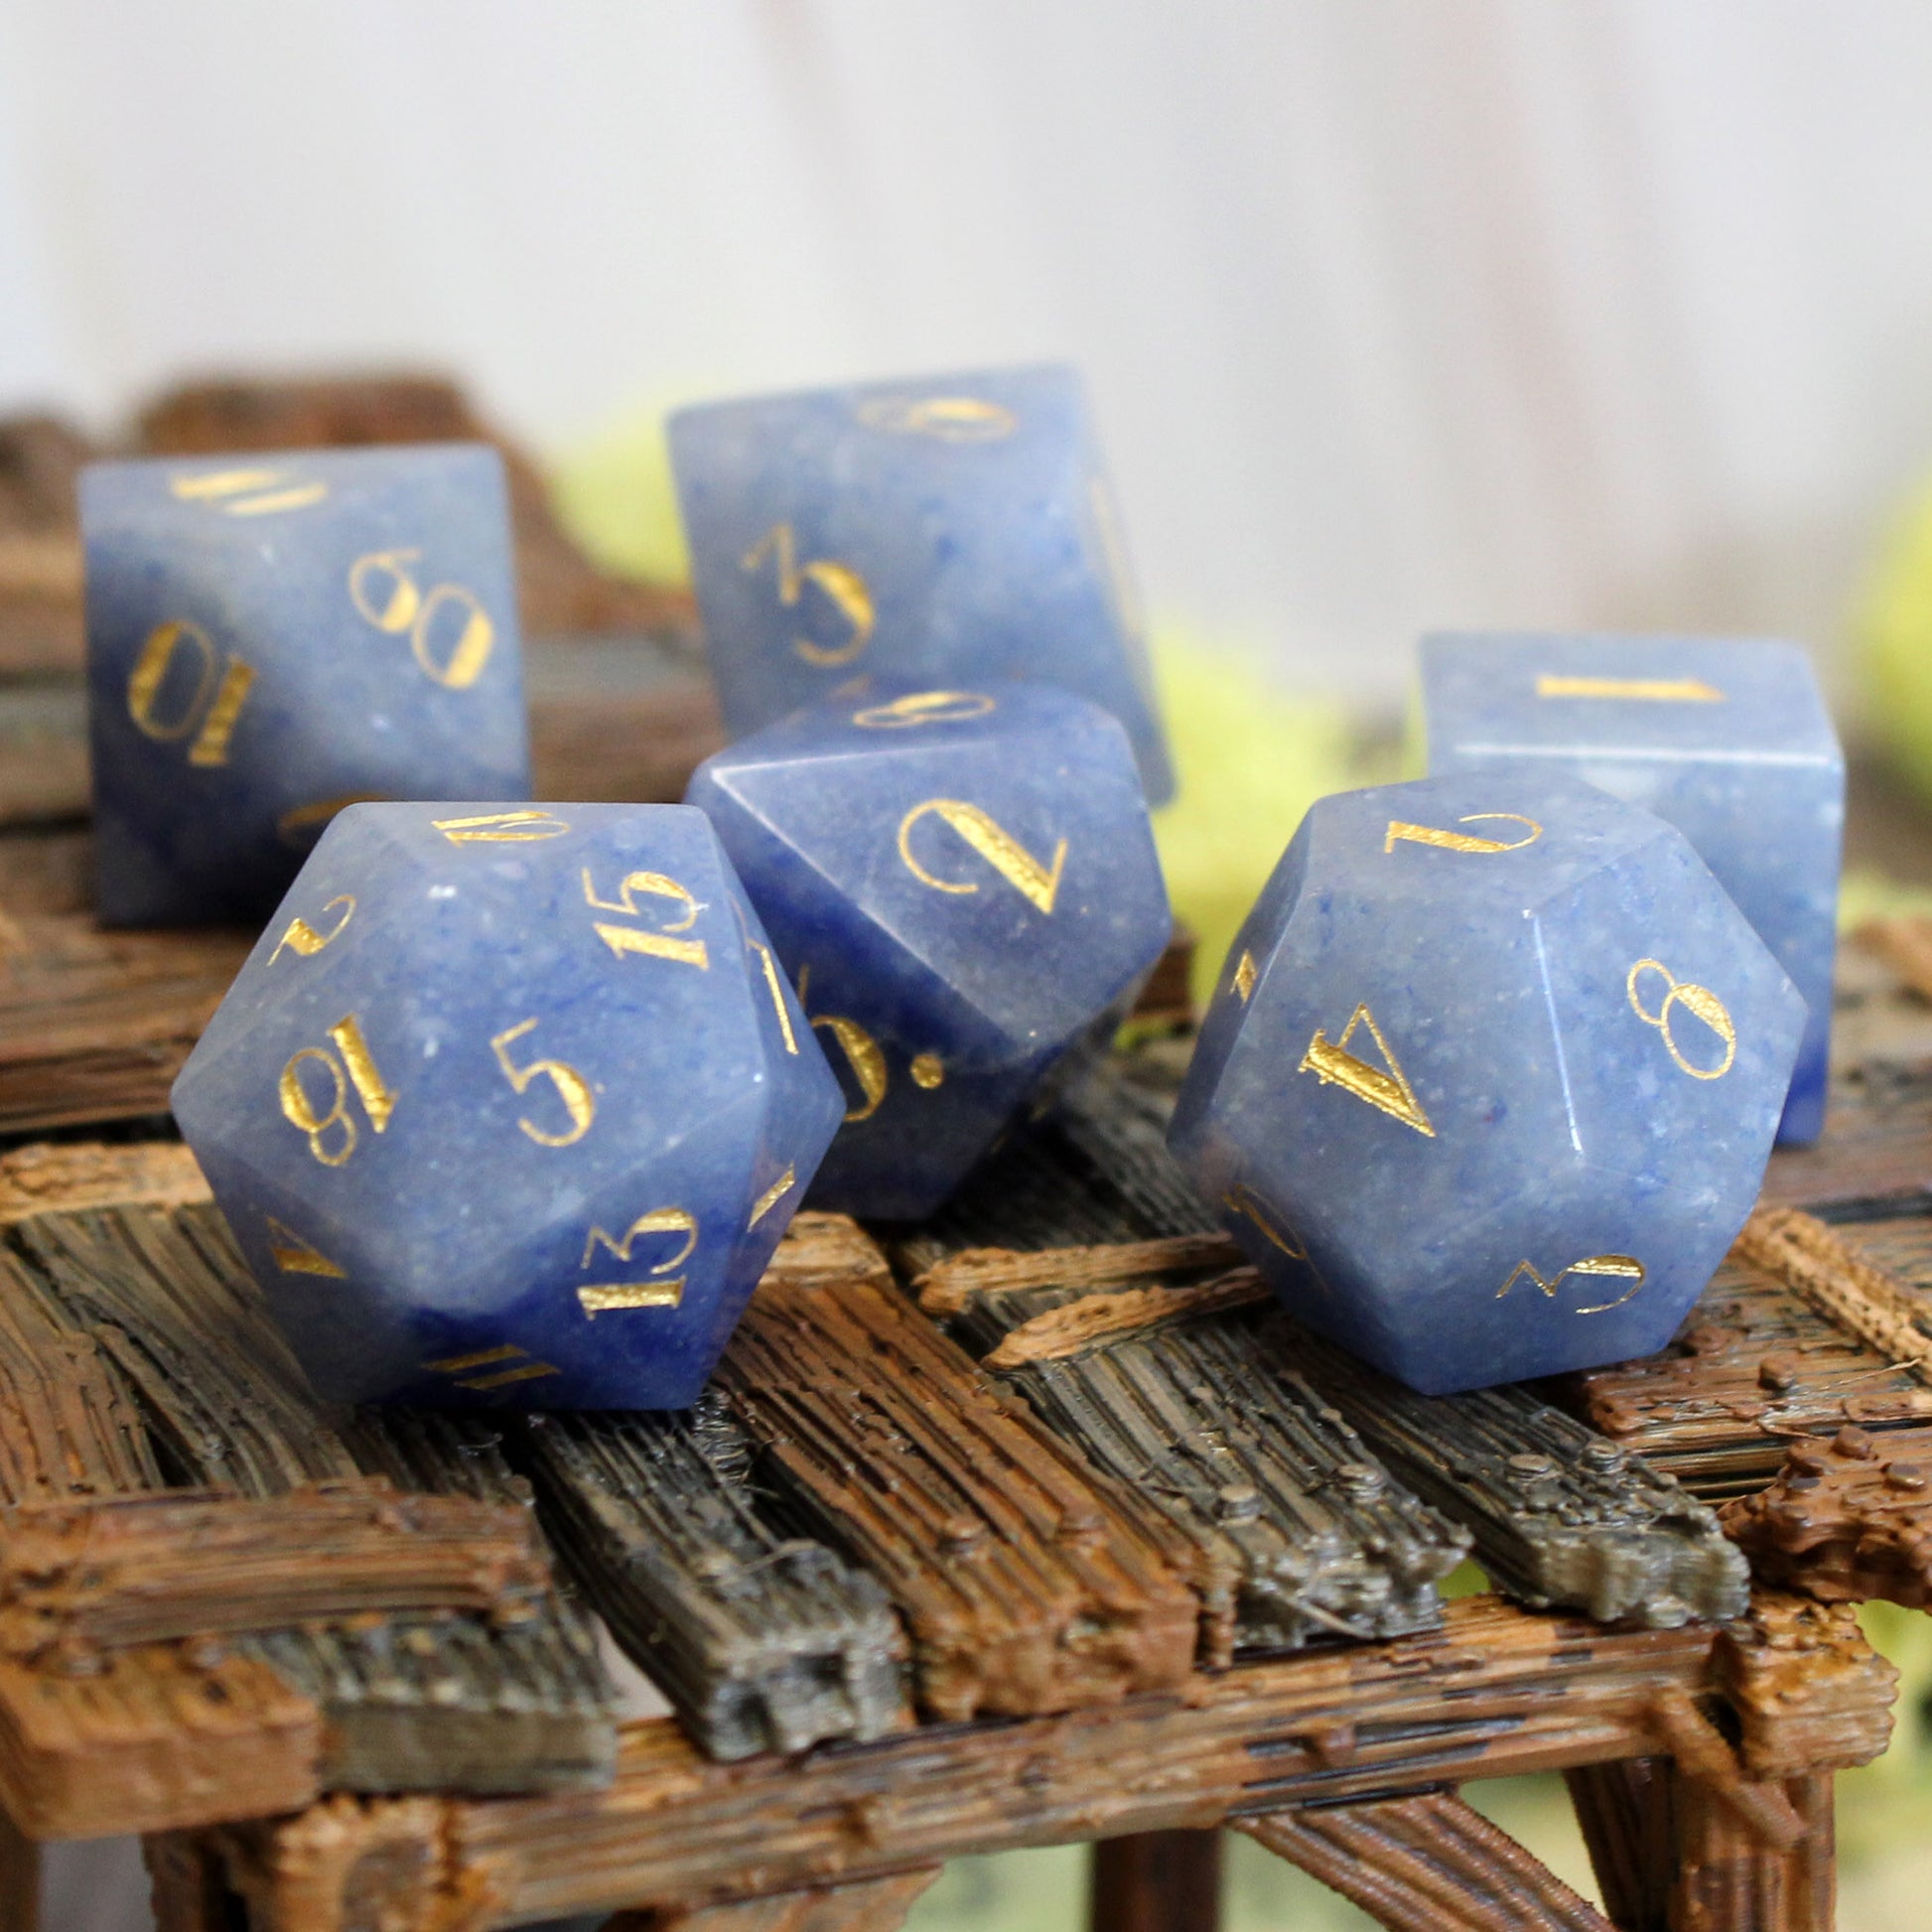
[490,1019,596,1147]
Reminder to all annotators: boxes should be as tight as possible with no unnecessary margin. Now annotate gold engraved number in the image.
[853,689,997,729]
[1626,960,1736,1081]
[1498,1254,1646,1315]
[579,1206,696,1315]
[581,869,708,969]
[897,800,1067,914]
[855,394,1018,441]
[264,1216,346,1279]
[1299,1004,1436,1138]
[347,549,495,689]
[126,621,255,766]
[742,523,875,667]
[170,468,327,516]
[1536,674,1724,703]
[1232,952,1258,1003]
[279,1015,397,1167]
[1384,813,1542,856]
[797,965,888,1121]
[269,895,355,964]
[432,811,572,845]
[1223,1184,1308,1260]
[424,1344,560,1393]
[491,1019,596,1148]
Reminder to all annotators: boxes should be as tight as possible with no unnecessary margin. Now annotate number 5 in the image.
[490,1019,596,1148]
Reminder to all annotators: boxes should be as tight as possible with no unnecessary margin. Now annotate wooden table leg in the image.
[1089,1829,1223,1932]
[1670,1770,1834,1932]
[1567,1760,1675,1932]
[603,1868,941,1931]
[0,1804,36,1932]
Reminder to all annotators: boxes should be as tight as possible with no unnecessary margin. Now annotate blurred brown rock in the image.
[0,417,91,675]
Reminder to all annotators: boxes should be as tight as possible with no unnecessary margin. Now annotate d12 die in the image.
[171,802,841,1410]
[686,682,1172,1219]
[82,444,530,927]
[668,364,1173,804]
[1420,632,1843,1145]
[1169,771,1804,1395]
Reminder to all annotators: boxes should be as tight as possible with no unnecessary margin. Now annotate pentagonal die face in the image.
[171,802,841,1410]
[687,682,1172,1218]
[82,445,530,927]
[1170,771,1804,1394]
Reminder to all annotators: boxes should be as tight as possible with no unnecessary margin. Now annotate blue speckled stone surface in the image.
[686,682,1172,1220]
[668,365,1173,805]
[1419,632,1843,1144]
[171,802,841,1410]
[1169,770,1804,1396]
[82,444,530,927]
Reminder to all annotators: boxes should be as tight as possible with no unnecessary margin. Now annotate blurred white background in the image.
[5,5,1932,1925]
[7,1,1932,708]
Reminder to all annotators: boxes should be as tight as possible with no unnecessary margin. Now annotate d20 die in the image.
[82,444,530,927]
[171,802,841,1410]
[685,682,1172,1219]
[668,364,1173,804]
[1420,632,1843,1144]
[1169,771,1804,1395]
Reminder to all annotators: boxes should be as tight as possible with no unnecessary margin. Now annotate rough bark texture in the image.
[197,1588,1893,1929]
[1240,1792,1615,1931]
[719,1217,1201,1719]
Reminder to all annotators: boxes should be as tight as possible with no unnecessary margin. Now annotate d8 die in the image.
[686,682,1172,1219]
[669,364,1173,804]
[1169,771,1804,1395]
[171,802,841,1409]
[1420,632,1843,1144]
[82,445,530,927]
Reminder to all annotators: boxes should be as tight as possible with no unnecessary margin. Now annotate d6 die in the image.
[1169,771,1804,1395]
[171,803,841,1409]
[669,364,1173,804]
[686,682,1171,1219]
[1420,633,1843,1144]
[82,445,530,926]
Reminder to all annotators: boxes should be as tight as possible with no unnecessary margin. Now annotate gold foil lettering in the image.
[742,523,875,666]
[897,799,1067,913]
[277,795,386,846]
[188,659,255,765]
[747,938,800,1052]
[1299,1005,1436,1137]
[1384,813,1542,856]
[278,1014,394,1167]
[424,1344,562,1392]
[329,1015,396,1133]
[1535,675,1724,703]
[349,550,496,689]
[347,548,423,633]
[909,1052,945,1089]
[265,1217,346,1278]
[170,469,327,515]
[433,810,571,844]
[1626,959,1736,1080]
[748,1167,798,1228]
[270,895,356,964]
[1223,1183,1308,1260]
[491,1019,595,1147]
[814,1015,889,1121]
[854,689,997,729]
[578,1205,694,1315]
[1233,951,1257,1003]
[1497,1254,1645,1314]
[855,395,1018,440]
[578,1283,682,1315]
[582,868,708,970]
[127,621,254,765]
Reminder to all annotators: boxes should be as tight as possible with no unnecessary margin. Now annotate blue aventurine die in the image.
[171,802,842,1410]
[1169,771,1804,1395]
[669,364,1173,804]
[82,444,531,926]
[1419,632,1843,1144]
[686,681,1172,1219]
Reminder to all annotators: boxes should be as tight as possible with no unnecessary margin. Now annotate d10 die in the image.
[1420,632,1843,1144]
[82,444,530,927]
[668,364,1173,804]
[1169,771,1804,1395]
[686,682,1172,1219]
[171,802,841,1410]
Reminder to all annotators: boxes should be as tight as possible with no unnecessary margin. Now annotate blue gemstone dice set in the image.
[83,369,1845,1410]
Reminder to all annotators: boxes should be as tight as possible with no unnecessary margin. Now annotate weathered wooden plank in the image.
[717,1217,1201,1719]
[1263,1316,1748,1627]
[1239,1792,1615,1931]
[204,1589,1893,1930]
[0,1484,550,1657]
[604,1869,942,1932]
[935,1257,1469,1655]
[0,1139,207,1224]
[4,1201,619,1795]
[515,1398,912,1761]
